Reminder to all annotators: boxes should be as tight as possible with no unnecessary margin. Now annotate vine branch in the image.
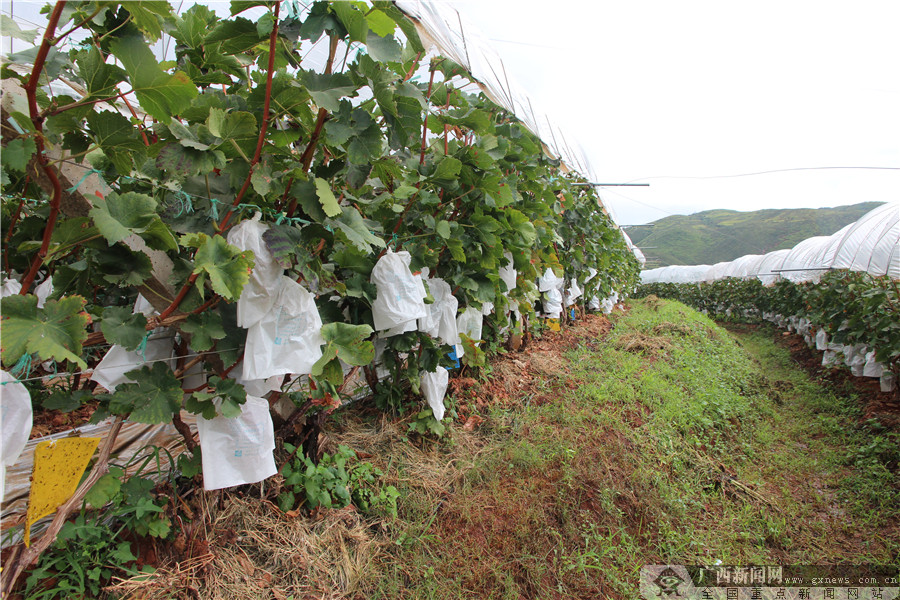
[18,0,68,295]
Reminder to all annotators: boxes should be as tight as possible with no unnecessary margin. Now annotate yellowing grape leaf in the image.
[25,437,100,546]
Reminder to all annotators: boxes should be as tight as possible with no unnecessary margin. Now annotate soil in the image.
[29,401,99,439]
[725,323,900,429]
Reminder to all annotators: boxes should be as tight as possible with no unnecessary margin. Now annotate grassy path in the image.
[353,298,899,599]
[174,298,898,600]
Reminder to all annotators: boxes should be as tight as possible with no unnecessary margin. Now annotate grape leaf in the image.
[436,220,451,239]
[185,391,218,420]
[110,362,182,423]
[365,31,402,63]
[85,111,146,175]
[100,306,148,351]
[181,312,226,352]
[331,2,367,42]
[262,223,307,269]
[89,191,177,251]
[211,376,247,418]
[76,47,127,100]
[1,138,36,172]
[430,156,462,182]
[110,33,198,122]
[0,295,89,369]
[124,1,172,42]
[301,71,356,112]
[188,233,255,300]
[321,322,375,365]
[314,178,342,217]
[43,389,92,413]
[94,245,153,286]
[328,206,385,253]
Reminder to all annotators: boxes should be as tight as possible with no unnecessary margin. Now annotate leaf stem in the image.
[51,5,102,45]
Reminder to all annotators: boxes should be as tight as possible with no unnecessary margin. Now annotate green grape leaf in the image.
[256,11,275,37]
[209,376,247,418]
[76,46,127,100]
[328,207,385,253]
[110,33,198,122]
[314,178,342,217]
[436,220,451,239]
[185,391,218,420]
[110,362,182,423]
[85,473,122,508]
[206,16,266,54]
[365,9,396,38]
[85,111,146,175]
[365,31,402,63]
[89,191,177,251]
[100,306,148,351]
[0,15,37,43]
[430,156,462,182]
[331,2,367,42]
[42,389,92,413]
[1,138,36,172]
[507,208,537,246]
[189,233,255,300]
[206,109,257,141]
[181,312,226,352]
[321,322,375,366]
[124,1,172,41]
[94,245,153,286]
[346,123,383,164]
[0,295,89,369]
[301,71,356,112]
[168,119,210,151]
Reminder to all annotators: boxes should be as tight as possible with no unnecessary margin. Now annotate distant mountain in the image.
[627,202,885,267]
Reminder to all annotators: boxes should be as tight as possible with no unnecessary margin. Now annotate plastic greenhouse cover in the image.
[824,201,899,278]
[704,262,732,282]
[723,254,764,279]
[777,236,832,283]
[753,249,792,285]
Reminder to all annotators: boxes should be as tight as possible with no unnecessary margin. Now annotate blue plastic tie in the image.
[66,168,104,193]
[208,197,220,221]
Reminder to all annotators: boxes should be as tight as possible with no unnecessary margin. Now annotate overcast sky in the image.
[453,0,900,225]
[3,1,898,226]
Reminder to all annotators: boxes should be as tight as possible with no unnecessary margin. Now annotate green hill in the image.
[627,202,884,267]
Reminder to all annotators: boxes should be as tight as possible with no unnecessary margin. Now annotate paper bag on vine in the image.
[91,295,173,393]
[371,249,427,333]
[197,395,277,491]
[226,214,283,329]
[242,276,324,381]
[421,368,449,421]
[1,371,32,501]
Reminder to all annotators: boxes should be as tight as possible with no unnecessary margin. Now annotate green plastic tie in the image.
[208,197,220,221]
[136,331,152,362]
[9,353,32,380]
[173,190,195,218]
[66,168,104,193]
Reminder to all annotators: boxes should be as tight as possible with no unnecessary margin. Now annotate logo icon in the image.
[653,566,685,597]
[641,565,695,599]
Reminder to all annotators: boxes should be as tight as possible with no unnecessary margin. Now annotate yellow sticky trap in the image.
[25,437,100,546]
